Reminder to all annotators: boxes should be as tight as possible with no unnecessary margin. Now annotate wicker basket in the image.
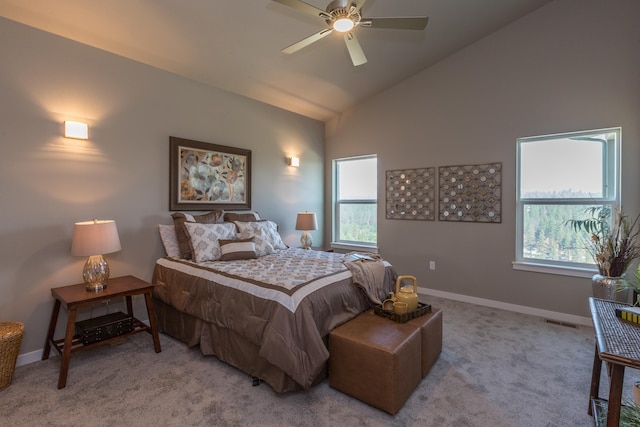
[0,321,25,391]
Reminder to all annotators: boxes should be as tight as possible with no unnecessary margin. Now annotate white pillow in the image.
[234,220,287,251]
[184,222,237,262]
[158,225,181,258]
[262,220,288,249]
[242,227,275,257]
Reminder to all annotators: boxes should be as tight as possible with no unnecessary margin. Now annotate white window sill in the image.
[330,242,378,254]
[512,261,596,279]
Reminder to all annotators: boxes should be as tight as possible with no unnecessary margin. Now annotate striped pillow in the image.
[219,238,258,261]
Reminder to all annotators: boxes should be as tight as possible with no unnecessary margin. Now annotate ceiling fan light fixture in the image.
[333,17,354,32]
[274,0,429,67]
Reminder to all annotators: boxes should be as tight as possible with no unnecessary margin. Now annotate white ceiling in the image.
[0,0,552,121]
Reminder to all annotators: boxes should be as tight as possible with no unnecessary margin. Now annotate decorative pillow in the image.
[184,222,236,262]
[219,238,258,261]
[242,227,275,257]
[158,224,181,258]
[171,210,224,259]
[234,220,287,251]
[268,221,287,249]
[223,211,260,223]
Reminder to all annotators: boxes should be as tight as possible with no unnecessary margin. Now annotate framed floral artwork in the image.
[169,136,251,211]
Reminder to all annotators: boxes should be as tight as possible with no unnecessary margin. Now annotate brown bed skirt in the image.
[153,297,327,392]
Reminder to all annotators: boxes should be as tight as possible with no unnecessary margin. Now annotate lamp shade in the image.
[71,219,121,256]
[295,212,318,231]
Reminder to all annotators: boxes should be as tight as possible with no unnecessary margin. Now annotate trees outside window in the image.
[333,155,377,247]
[515,128,620,273]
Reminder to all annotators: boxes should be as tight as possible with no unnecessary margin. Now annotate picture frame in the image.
[169,136,251,211]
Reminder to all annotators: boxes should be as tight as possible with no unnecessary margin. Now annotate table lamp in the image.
[295,212,318,250]
[71,219,121,291]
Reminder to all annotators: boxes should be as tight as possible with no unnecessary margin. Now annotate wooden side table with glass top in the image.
[588,297,640,426]
[42,275,161,389]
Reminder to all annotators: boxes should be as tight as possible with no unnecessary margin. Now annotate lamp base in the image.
[83,255,110,291]
[86,282,107,292]
[300,231,313,250]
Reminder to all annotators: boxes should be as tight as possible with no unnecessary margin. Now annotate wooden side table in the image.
[588,297,640,426]
[42,275,161,389]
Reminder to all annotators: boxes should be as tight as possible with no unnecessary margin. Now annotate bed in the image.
[152,214,397,393]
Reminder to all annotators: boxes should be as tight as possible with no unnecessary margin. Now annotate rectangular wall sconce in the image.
[288,156,300,167]
[64,121,88,140]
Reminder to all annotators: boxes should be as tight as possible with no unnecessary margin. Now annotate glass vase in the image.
[591,274,631,304]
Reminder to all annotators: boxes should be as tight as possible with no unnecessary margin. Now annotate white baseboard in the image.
[17,349,44,367]
[418,287,593,327]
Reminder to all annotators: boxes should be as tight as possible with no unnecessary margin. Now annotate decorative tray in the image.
[373,302,431,323]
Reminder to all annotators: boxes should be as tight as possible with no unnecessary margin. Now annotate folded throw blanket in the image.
[343,252,387,305]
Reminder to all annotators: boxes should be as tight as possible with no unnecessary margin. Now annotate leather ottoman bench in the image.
[329,313,421,415]
[406,308,442,377]
[363,307,443,378]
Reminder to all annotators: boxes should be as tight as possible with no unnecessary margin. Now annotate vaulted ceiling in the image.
[0,0,552,121]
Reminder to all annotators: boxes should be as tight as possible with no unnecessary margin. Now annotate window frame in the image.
[332,154,378,250]
[514,127,621,277]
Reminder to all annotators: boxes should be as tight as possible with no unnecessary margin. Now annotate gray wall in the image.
[0,18,325,355]
[325,0,640,318]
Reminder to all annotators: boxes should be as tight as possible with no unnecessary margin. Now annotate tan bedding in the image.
[152,248,396,392]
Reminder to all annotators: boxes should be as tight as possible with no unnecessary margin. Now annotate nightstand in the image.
[42,275,161,388]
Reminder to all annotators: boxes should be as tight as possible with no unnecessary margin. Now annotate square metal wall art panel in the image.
[438,162,501,223]
[386,168,436,220]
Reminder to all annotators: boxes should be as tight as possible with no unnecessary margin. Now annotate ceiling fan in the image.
[272,0,428,66]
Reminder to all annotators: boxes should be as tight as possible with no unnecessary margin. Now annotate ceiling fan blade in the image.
[282,28,334,54]
[360,17,429,30]
[272,0,331,19]
[344,32,367,66]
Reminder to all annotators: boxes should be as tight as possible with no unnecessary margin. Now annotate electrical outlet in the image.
[429,261,436,270]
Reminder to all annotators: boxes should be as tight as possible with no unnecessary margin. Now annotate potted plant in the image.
[567,206,640,302]
[597,399,640,426]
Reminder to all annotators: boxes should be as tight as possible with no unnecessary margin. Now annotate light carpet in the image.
[1,296,637,426]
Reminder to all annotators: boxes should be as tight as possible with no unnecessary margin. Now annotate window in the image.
[333,155,377,248]
[515,128,621,275]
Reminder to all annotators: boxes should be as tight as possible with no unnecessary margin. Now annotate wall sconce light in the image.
[288,156,300,167]
[64,121,88,140]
